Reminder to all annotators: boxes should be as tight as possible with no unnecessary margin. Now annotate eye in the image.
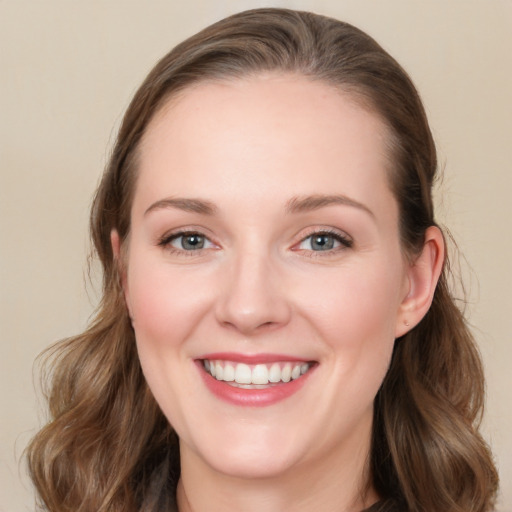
[160,231,215,251]
[297,231,352,252]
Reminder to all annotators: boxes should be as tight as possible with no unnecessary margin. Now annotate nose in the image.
[214,249,292,335]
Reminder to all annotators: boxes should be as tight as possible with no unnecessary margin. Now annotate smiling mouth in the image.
[201,359,314,388]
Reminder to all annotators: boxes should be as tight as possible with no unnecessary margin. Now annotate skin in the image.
[113,74,444,512]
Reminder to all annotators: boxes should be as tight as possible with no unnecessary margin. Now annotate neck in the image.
[176,416,379,512]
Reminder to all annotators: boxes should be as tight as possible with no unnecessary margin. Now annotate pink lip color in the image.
[195,355,315,407]
[197,352,309,364]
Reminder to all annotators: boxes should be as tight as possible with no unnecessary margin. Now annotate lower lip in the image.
[196,362,315,407]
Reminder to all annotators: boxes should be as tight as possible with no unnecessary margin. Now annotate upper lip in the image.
[196,352,313,364]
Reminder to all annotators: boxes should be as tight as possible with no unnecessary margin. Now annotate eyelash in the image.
[158,230,215,256]
[157,228,353,255]
[294,228,353,255]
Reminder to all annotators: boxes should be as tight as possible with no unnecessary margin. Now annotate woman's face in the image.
[122,74,411,480]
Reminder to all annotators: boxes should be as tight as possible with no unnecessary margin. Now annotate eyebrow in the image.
[144,194,374,218]
[144,197,217,216]
[285,194,375,218]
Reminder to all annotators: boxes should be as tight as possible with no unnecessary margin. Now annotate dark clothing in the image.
[147,496,401,511]
[365,499,403,512]
[140,453,403,512]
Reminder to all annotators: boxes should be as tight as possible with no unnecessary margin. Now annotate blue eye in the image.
[298,232,352,251]
[175,233,205,250]
[160,232,214,251]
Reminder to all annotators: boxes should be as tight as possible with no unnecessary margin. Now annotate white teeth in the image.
[269,363,281,383]
[252,364,269,385]
[203,360,311,385]
[215,361,223,381]
[291,364,301,380]
[281,364,292,383]
[234,363,252,384]
[223,363,235,382]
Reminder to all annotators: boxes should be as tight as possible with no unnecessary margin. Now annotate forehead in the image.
[146,73,388,148]
[135,74,395,216]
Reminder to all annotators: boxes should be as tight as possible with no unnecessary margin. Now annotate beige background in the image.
[1,1,510,510]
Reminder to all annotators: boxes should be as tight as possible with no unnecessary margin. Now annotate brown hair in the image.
[27,8,498,511]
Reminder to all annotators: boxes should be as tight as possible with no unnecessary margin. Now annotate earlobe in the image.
[111,229,122,261]
[395,226,445,338]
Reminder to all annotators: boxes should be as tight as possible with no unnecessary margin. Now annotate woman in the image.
[26,8,499,512]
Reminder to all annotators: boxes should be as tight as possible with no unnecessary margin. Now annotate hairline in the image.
[127,70,402,236]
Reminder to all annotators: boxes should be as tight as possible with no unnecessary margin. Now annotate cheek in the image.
[295,261,403,384]
[127,256,212,348]
[125,256,211,424]
[303,266,402,340]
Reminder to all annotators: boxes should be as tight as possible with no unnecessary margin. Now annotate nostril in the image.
[220,319,277,332]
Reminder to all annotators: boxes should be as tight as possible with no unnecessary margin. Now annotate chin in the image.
[181,422,308,480]
[201,447,299,480]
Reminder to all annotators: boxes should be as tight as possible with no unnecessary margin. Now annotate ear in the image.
[111,229,133,320]
[395,226,445,337]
